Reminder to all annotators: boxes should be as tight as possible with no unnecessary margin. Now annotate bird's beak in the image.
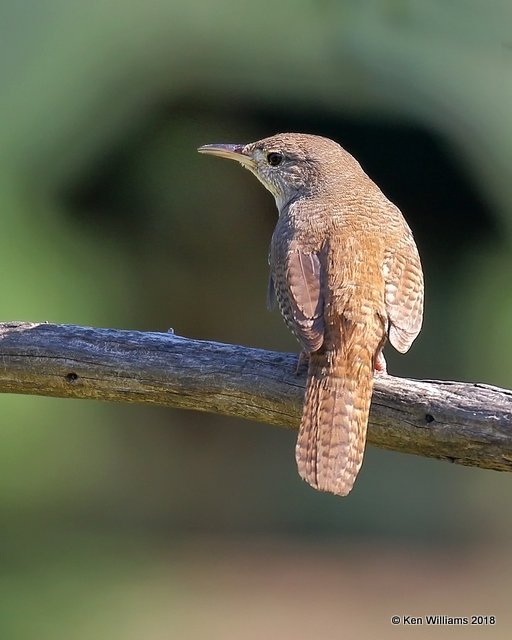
[197,143,255,168]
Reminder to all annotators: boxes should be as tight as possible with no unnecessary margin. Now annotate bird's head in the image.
[198,133,356,210]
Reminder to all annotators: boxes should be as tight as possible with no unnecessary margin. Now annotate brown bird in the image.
[198,133,424,496]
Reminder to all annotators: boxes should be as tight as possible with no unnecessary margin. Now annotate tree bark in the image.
[1,321,511,472]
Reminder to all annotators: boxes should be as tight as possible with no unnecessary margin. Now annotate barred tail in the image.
[295,347,375,497]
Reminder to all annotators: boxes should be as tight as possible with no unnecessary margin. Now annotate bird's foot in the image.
[374,351,387,376]
[295,351,310,375]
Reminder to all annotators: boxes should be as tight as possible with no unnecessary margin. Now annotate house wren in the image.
[198,133,424,496]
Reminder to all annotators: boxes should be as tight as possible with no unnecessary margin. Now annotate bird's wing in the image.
[384,230,424,353]
[283,247,325,352]
[267,273,276,310]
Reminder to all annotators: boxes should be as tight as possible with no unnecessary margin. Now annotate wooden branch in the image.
[1,322,511,473]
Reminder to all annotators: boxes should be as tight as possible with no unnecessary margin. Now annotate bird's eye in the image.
[266,152,283,167]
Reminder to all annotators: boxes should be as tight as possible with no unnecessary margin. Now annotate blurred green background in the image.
[1,1,511,638]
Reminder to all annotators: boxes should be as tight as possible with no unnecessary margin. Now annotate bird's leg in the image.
[295,350,310,375]
[374,350,387,376]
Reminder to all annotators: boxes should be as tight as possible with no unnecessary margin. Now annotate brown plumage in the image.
[198,133,424,496]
